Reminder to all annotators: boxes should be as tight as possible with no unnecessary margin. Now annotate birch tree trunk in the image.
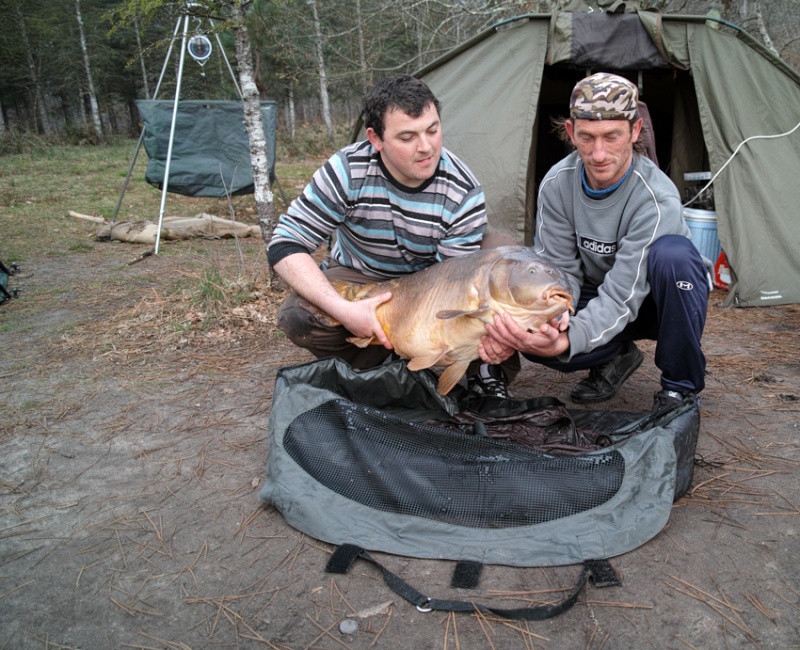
[355,0,368,96]
[230,0,276,243]
[75,0,104,142]
[288,80,296,139]
[309,0,334,146]
[14,3,51,135]
[753,1,780,57]
[77,86,88,126]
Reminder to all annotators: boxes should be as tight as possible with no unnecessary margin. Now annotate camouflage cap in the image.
[569,73,639,121]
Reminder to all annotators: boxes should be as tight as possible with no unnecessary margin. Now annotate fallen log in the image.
[67,210,107,224]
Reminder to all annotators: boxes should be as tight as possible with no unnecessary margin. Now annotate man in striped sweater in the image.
[268,74,515,397]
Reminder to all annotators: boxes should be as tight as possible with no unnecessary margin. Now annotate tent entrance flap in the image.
[137,100,277,198]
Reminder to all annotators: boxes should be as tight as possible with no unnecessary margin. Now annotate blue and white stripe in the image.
[268,140,487,279]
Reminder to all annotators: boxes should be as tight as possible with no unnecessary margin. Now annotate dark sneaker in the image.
[651,389,693,417]
[570,342,643,404]
[468,363,510,399]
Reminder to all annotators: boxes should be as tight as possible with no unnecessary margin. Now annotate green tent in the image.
[413,11,800,307]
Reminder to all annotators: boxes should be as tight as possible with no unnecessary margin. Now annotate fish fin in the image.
[346,335,377,348]
[331,279,377,301]
[328,278,350,292]
[299,297,341,327]
[407,350,449,371]
[436,306,491,320]
[437,361,471,395]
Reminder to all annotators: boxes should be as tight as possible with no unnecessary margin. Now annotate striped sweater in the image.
[267,140,487,279]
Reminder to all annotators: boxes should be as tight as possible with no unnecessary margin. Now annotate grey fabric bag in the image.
[260,357,699,568]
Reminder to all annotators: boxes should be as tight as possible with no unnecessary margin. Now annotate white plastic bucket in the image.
[683,208,722,262]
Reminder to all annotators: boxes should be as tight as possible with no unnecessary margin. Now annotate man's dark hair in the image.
[363,74,441,139]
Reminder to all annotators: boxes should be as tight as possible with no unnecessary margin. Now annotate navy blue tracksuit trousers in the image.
[522,235,709,394]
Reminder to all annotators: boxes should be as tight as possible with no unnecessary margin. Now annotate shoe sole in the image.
[570,350,644,404]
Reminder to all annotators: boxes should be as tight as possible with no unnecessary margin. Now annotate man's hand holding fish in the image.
[481,312,570,364]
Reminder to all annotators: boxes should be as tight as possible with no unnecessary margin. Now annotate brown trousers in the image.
[276,231,521,381]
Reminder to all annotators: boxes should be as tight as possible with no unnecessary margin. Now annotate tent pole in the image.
[110,131,145,227]
[154,14,191,255]
[111,16,183,227]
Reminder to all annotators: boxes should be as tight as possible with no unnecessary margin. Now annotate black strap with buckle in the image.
[325,544,622,620]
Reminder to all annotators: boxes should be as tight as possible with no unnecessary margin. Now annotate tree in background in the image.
[1,0,799,142]
[226,0,276,239]
[75,0,105,142]
[0,0,140,141]
[4,0,53,135]
[308,0,334,146]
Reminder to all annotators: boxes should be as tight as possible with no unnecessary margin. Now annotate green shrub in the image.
[276,122,351,160]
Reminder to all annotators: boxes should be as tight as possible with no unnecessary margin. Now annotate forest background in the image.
[2,0,799,159]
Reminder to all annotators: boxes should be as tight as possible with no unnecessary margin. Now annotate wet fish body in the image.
[332,246,573,395]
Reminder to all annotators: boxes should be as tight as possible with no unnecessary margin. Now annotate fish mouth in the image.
[547,289,575,314]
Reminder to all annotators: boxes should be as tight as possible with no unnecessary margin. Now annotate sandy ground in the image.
[1,239,799,650]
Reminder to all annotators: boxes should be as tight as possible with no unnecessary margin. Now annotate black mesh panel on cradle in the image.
[284,399,625,529]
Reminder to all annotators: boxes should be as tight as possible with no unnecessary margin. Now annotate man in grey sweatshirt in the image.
[480,72,708,415]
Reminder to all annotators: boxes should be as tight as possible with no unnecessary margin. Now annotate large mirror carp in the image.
[319,246,573,395]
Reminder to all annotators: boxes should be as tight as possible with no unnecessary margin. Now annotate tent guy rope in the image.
[682,119,800,208]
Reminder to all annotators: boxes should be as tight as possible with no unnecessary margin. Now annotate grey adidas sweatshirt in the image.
[533,151,690,359]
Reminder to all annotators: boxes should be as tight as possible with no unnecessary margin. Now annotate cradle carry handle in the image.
[325,544,621,621]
